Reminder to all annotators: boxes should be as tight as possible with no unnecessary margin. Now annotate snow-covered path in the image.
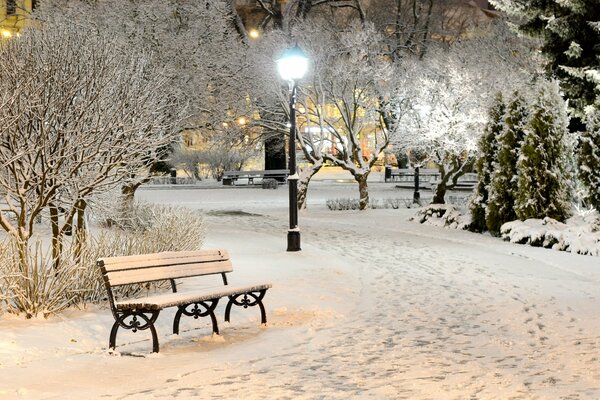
[1,182,599,399]
[164,209,600,400]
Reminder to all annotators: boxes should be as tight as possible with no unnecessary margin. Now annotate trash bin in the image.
[170,168,177,184]
[384,166,392,182]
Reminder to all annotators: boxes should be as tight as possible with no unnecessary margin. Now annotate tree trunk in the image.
[74,199,88,263]
[13,234,29,279]
[297,161,323,209]
[432,179,447,204]
[356,174,370,210]
[49,203,63,270]
[120,182,142,221]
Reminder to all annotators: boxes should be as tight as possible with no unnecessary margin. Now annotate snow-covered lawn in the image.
[1,175,599,399]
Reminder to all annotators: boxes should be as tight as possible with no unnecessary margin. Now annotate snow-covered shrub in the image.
[262,179,279,189]
[501,213,600,256]
[382,198,407,209]
[515,82,574,222]
[0,240,81,318]
[410,204,471,230]
[487,91,528,235]
[470,92,504,232]
[0,203,207,316]
[326,199,361,211]
[326,198,417,210]
[579,105,600,210]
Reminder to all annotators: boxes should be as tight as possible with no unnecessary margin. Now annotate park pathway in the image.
[123,209,600,399]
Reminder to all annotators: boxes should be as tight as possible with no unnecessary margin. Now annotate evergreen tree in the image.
[579,105,600,210]
[491,0,600,122]
[515,82,573,221]
[469,92,505,232]
[486,91,528,235]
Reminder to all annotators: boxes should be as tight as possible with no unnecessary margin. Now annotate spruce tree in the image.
[486,91,528,235]
[491,0,600,122]
[579,106,600,210]
[469,92,504,232]
[515,83,573,221]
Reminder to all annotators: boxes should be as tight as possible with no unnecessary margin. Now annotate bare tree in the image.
[292,21,404,210]
[37,0,255,175]
[366,0,494,59]
[0,22,178,269]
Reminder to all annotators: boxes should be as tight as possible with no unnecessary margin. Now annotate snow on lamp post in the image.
[277,45,308,252]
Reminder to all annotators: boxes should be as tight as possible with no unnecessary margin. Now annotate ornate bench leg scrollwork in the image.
[173,300,220,335]
[224,290,267,324]
[109,310,161,353]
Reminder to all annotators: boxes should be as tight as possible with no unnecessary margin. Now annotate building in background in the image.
[0,0,36,39]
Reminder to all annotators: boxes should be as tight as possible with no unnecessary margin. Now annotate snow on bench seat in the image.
[116,283,272,311]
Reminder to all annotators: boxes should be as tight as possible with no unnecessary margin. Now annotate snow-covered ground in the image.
[1,169,599,399]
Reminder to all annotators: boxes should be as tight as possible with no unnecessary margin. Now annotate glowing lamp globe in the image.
[277,45,309,81]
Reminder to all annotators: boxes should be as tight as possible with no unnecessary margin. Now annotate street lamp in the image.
[277,45,309,252]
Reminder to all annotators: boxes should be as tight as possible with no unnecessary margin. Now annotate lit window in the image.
[6,0,16,15]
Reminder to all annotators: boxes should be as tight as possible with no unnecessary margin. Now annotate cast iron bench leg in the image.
[173,300,220,335]
[110,310,161,353]
[224,289,268,324]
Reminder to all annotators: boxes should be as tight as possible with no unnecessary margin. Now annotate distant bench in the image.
[97,249,271,353]
[385,168,441,186]
[222,169,289,185]
[385,168,477,190]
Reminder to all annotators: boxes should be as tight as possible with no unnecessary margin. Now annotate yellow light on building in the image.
[248,29,259,39]
[237,117,247,125]
[1,30,13,39]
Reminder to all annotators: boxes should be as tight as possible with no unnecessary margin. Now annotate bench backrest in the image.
[97,249,232,287]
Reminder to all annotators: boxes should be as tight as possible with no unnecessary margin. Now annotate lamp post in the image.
[277,45,308,252]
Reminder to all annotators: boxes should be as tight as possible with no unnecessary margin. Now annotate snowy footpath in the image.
[1,181,599,399]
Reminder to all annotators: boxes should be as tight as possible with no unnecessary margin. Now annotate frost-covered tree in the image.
[239,0,368,171]
[579,105,600,210]
[0,22,178,269]
[470,93,505,233]
[294,21,403,210]
[486,91,528,234]
[490,0,600,121]
[394,23,538,204]
[515,82,573,221]
[36,0,253,180]
[367,0,494,59]
[396,45,489,204]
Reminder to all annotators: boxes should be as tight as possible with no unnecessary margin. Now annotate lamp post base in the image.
[287,231,301,252]
[413,190,421,204]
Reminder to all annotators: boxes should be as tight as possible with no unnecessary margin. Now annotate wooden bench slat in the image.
[115,283,272,311]
[106,260,234,286]
[102,256,228,272]
[99,250,229,271]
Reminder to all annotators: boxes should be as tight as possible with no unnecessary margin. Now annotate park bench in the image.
[222,169,289,185]
[385,167,441,188]
[97,249,271,353]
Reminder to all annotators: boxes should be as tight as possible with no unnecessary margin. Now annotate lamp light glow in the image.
[277,45,309,81]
